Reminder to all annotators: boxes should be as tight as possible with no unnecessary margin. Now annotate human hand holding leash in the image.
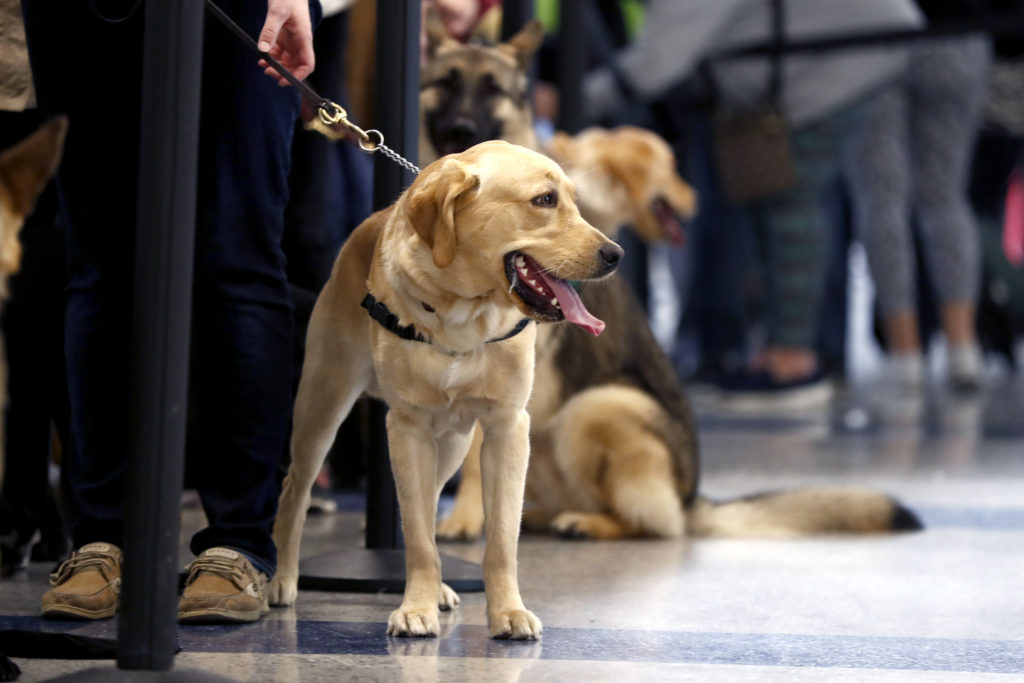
[257,0,315,85]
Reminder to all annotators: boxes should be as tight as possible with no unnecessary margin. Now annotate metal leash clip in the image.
[317,100,381,152]
[316,100,419,174]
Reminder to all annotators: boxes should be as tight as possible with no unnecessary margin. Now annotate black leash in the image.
[204,0,420,175]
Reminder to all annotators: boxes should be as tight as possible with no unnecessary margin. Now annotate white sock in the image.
[888,352,924,387]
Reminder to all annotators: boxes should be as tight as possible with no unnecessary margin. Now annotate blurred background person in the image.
[844,0,993,393]
[580,0,922,407]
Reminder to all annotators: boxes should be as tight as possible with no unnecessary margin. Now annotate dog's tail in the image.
[688,487,923,538]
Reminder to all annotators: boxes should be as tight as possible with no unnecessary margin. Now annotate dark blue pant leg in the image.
[675,111,754,375]
[187,0,310,573]
[20,2,145,549]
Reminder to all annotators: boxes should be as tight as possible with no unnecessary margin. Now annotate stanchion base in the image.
[48,666,237,681]
[297,549,484,593]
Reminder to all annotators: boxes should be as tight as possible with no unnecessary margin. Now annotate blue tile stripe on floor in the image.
[2,616,1022,674]
[914,506,1024,529]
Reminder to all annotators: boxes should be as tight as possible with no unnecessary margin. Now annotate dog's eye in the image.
[437,68,461,89]
[531,192,558,208]
[479,74,503,97]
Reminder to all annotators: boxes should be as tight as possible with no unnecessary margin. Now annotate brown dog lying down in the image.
[269,141,623,639]
[0,116,67,487]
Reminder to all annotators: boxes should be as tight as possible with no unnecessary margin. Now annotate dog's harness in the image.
[361,294,532,351]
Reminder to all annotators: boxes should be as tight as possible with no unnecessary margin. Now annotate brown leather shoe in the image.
[178,547,269,624]
[41,542,122,620]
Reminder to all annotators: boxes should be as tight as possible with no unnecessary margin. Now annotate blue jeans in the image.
[21,0,322,573]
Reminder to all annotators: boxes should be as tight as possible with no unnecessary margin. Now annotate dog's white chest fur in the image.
[376,343,508,435]
[440,353,488,398]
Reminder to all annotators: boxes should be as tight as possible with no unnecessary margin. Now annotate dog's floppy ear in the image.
[499,19,545,70]
[603,151,649,204]
[0,115,67,217]
[407,158,479,269]
[424,6,460,59]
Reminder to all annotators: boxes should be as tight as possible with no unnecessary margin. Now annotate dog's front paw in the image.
[439,582,460,611]
[267,575,298,606]
[550,512,595,539]
[488,608,542,640]
[387,606,440,637]
[436,512,484,542]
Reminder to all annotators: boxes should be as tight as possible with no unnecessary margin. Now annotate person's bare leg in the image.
[883,310,921,355]
[761,347,817,382]
[941,301,976,349]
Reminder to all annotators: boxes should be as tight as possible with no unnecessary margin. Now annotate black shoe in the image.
[714,369,833,411]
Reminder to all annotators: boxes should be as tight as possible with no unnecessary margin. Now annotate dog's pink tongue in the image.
[539,274,605,336]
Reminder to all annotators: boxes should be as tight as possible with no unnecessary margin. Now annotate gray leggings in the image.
[845,35,991,315]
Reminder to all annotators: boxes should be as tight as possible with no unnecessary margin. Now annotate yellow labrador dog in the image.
[269,141,623,639]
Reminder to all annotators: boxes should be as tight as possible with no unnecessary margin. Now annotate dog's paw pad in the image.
[489,609,542,640]
[267,576,298,606]
[438,582,460,611]
[387,607,440,637]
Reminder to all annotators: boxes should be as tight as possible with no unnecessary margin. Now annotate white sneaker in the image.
[948,344,982,392]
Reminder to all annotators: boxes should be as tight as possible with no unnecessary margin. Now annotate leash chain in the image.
[205,0,420,176]
[374,142,422,176]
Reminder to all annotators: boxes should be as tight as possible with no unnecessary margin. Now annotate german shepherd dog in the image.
[418,15,543,165]
[421,21,922,541]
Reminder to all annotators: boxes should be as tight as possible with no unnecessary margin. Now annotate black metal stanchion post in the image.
[556,0,587,134]
[364,0,420,551]
[117,0,204,671]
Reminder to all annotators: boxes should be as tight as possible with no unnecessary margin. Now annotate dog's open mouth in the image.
[651,197,686,245]
[504,252,605,336]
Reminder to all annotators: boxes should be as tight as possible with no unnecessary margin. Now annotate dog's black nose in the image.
[598,243,624,275]
[449,117,479,143]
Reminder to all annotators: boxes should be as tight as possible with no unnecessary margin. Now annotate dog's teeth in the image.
[551,297,559,307]
[515,256,525,268]
[528,279,537,287]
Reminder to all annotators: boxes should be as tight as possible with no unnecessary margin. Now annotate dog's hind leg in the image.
[551,387,686,540]
[433,427,477,609]
[269,337,372,607]
[436,425,484,542]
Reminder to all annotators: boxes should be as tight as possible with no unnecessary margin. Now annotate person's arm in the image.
[583,0,736,119]
[258,0,316,85]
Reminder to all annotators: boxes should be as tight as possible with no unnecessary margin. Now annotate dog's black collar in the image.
[361,293,532,349]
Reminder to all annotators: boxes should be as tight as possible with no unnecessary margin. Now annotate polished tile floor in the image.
[3,373,1024,681]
